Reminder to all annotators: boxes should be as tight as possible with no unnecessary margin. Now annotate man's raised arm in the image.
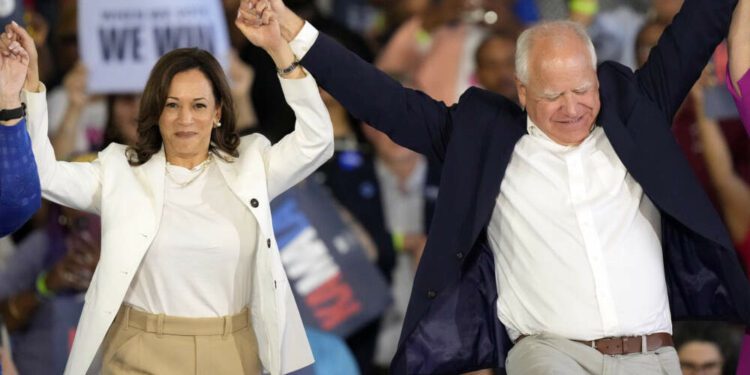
[636,0,738,122]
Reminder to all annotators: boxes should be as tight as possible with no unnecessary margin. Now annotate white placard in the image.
[79,0,230,94]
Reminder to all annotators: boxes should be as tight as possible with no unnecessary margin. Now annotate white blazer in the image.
[23,74,334,375]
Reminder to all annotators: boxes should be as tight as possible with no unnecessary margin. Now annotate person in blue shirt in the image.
[0,22,40,237]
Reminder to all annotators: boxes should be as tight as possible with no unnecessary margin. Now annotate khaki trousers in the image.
[506,333,681,375]
[101,305,261,375]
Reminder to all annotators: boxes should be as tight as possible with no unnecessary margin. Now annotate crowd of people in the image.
[0,0,749,374]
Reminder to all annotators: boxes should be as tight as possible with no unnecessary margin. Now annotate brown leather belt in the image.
[515,333,674,356]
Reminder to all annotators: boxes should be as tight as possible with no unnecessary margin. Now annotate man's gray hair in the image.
[515,21,597,85]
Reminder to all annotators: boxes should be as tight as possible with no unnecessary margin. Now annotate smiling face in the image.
[158,69,221,166]
[517,30,600,146]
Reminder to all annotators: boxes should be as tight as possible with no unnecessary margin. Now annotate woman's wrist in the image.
[0,94,21,109]
[268,44,304,79]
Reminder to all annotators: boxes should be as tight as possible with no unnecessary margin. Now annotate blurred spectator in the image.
[313,88,396,374]
[575,0,683,69]
[228,49,258,134]
[329,0,380,36]
[366,0,431,49]
[674,321,743,375]
[377,0,526,104]
[0,202,100,375]
[48,1,78,89]
[474,31,518,101]
[47,61,107,159]
[364,122,440,369]
[102,94,140,147]
[312,101,388,375]
[44,2,108,159]
[679,340,724,375]
[287,14,389,373]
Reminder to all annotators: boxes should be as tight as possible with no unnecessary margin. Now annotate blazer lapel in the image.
[214,151,274,238]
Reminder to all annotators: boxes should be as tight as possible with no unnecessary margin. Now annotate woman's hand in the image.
[63,62,89,109]
[235,0,285,53]
[236,0,304,79]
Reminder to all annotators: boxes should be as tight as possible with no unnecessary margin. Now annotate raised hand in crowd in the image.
[51,61,89,159]
[228,48,258,132]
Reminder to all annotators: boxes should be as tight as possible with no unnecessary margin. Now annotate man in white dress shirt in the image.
[237,0,750,373]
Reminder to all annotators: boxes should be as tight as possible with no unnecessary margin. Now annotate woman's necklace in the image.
[166,154,213,188]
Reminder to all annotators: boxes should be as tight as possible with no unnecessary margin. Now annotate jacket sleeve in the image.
[0,120,41,236]
[635,0,737,122]
[262,73,334,200]
[23,85,102,214]
[297,25,454,162]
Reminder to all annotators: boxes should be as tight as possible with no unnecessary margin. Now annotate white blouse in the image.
[124,157,258,317]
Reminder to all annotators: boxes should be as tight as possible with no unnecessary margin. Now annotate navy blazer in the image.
[300,0,750,373]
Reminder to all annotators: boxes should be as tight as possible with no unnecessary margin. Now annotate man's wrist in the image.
[0,94,21,109]
[280,9,305,42]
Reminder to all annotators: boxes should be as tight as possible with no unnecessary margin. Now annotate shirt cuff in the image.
[22,82,47,118]
[290,21,320,60]
[278,73,319,103]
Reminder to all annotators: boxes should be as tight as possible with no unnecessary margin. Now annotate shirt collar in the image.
[526,117,599,150]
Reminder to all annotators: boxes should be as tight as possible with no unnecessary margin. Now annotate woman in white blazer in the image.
[8,4,332,374]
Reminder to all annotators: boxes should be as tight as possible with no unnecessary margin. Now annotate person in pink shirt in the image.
[728,0,750,135]
[726,0,750,371]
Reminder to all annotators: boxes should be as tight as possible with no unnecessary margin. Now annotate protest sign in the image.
[272,180,392,337]
[79,0,229,93]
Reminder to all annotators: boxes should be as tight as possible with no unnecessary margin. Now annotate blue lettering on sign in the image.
[271,197,309,249]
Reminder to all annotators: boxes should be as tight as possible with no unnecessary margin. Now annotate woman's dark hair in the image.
[127,48,239,165]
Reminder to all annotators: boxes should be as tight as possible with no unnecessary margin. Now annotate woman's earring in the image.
[215,121,222,128]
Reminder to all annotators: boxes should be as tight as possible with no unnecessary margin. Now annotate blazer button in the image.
[267,238,271,248]
[250,198,259,208]
[427,290,437,299]
[456,251,464,260]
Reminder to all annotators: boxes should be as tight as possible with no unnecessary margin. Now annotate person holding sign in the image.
[3,2,333,373]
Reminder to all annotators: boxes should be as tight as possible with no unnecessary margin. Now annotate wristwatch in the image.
[0,103,26,121]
